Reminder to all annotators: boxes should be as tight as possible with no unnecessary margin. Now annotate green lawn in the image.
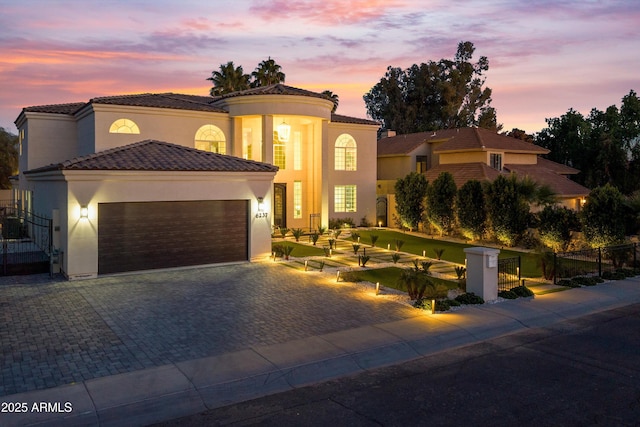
[272,241,325,257]
[347,266,460,293]
[343,229,542,278]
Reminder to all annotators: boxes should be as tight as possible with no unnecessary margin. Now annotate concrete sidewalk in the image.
[3,277,640,427]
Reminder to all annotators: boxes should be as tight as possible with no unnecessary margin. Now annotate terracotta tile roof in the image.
[214,83,327,101]
[378,132,434,156]
[331,113,379,126]
[22,102,87,115]
[89,93,226,113]
[423,161,589,197]
[505,163,589,197]
[536,156,579,175]
[25,140,279,174]
[431,127,549,154]
[425,162,503,187]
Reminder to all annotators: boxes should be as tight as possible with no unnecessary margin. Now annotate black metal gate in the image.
[0,204,52,276]
[498,256,521,291]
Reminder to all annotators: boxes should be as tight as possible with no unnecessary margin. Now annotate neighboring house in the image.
[14,84,378,279]
[377,127,590,226]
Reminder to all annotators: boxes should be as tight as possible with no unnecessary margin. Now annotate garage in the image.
[98,199,248,275]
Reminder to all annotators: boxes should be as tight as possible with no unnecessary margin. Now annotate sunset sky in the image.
[1,0,638,135]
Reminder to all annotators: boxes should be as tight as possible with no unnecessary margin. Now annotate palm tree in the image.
[207,61,251,96]
[322,90,339,113]
[251,57,285,87]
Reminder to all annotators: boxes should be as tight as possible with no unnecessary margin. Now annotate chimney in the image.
[380,129,396,139]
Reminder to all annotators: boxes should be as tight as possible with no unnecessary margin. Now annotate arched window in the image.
[334,134,357,171]
[195,125,226,154]
[109,118,140,134]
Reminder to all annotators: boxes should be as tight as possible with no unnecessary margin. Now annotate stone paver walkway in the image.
[0,262,418,397]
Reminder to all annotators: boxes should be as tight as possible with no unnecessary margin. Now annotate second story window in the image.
[335,134,357,171]
[416,155,428,173]
[195,125,226,154]
[109,118,140,134]
[490,153,502,171]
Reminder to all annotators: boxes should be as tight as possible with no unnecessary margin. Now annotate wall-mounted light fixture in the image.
[257,197,265,212]
[80,205,89,219]
[277,120,290,143]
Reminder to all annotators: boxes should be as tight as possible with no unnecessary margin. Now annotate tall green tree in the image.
[456,179,487,240]
[394,172,428,230]
[251,57,285,87]
[535,90,640,194]
[207,61,251,96]
[537,205,580,251]
[322,90,339,113]
[364,41,500,133]
[425,172,457,235]
[581,184,626,248]
[0,127,18,189]
[484,175,531,246]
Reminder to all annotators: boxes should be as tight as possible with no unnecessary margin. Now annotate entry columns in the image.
[463,247,500,302]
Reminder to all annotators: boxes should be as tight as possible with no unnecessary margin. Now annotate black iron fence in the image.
[498,256,521,291]
[0,202,52,276]
[554,243,638,284]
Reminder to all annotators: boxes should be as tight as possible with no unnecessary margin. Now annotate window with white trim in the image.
[334,185,357,213]
[293,181,302,219]
[490,153,502,171]
[334,134,357,171]
[195,124,226,154]
[109,118,140,134]
[273,131,286,169]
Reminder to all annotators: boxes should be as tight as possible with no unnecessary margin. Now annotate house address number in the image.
[255,212,268,218]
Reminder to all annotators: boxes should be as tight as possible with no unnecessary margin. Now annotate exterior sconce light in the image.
[257,197,265,212]
[80,205,89,219]
[277,120,290,143]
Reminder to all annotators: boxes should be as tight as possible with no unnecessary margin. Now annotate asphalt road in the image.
[154,303,640,427]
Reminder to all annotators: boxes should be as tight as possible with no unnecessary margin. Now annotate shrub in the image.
[455,292,484,305]
[498,290,518,299]
[291,228,304,242]
[282,245,294,260]
[572,276,600,286]
[454,266,466,279]
[352,244,360,254]
[557,278,580,288]
[272,244,284,258]
[433,248,445,260]
[360,216,372,227]
[360,255,371,267]
[333,229,342,239]
[279,227,290,239]
[311,233,320,245]
[538,205,580,251]
[323,246,331,257]
[318,225,327,235]
[391,253,401,264]
[351,232,361,242]
[329,217,355,229]
[511,285,534,297]
[370,234,379,247]
[328,238,335,249]
[394,239,405,252]
[581,184,626,248]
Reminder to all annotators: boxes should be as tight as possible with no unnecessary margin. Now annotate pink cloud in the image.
[250,0,406,24]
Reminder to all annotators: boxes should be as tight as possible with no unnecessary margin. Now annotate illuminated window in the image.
[294,181,302,219]
[195,125,226,154]
[416,156,428,173]
[335,134,357,171]
[109,118,140,134]
[490,153,502,171]
[334,185,357,213]
[274,131,286,169]
[293,132,302,170]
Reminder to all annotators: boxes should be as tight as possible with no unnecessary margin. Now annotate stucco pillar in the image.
[262,115,274,164]
[463,247,500,302]
[320,120,329,229]
[230,117,242,157]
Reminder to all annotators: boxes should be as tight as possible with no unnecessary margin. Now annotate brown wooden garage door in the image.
[98,200,248,275]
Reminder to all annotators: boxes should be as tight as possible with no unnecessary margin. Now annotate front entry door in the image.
[274,183,286,229]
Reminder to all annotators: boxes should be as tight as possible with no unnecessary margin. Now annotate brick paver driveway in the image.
[0,262,418,397]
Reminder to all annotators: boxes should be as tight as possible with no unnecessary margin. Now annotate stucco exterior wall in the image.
[326,122,378,227]
[17,114,77,173]
[503,152,538,165]
[377,156,413,180]
[438,151,488,164]
[28,170,275,280]
[90,105,231,153]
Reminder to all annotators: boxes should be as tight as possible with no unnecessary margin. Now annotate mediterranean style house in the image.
[377,127,590,226]
[13,84,379,279]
